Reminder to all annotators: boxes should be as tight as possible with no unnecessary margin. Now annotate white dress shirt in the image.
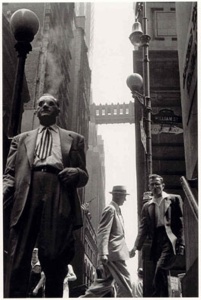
[34,124,63,170]
[152,191,169,227]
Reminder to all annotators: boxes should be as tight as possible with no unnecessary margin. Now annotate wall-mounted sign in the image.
[151,124,183,135]
[152,109,182,125]
[140,119,147,153]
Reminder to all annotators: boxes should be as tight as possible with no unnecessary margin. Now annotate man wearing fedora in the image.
[80,185,133,297]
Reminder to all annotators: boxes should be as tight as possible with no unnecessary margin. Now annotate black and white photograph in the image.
[2,1,198,298]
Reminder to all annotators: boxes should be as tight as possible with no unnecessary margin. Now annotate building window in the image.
[126,108,129,114]
[114,108,117,115]
[107,107,111,115]
[102,109,105,115]
[155,11,176,37]
[120,108,123,115]
[96,109,99,116]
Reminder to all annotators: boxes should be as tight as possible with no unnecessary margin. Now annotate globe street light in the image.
[127,2,152,186]
[8,8,40,137]
[126,73,144,105]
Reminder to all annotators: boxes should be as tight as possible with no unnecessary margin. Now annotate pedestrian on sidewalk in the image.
[130,174,185,297]
[80,185,133,297]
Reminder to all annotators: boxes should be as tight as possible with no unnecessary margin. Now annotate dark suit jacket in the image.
[3,126,88,230]
[134,192,184,256]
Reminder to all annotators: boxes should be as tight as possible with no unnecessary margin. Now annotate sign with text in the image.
[140,119,147,153]
[152,124,183,135]
[152,109,182,125]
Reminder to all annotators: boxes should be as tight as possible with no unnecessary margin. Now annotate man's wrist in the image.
[177,243,185,248]
[100,254,108,258]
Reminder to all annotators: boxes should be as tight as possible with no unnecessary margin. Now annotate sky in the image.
[92,2,139,281]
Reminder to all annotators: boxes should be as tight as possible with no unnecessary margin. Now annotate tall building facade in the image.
[75,2,94,69]
[70,4,106,294]
[85,121,106,232]
[131,1,198,296]
[3,2,76,132]
[175,2,198,296]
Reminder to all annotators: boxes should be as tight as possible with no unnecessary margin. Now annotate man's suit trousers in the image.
[80,260,133,297]
[152,226,176,297]
[5,171,75,298]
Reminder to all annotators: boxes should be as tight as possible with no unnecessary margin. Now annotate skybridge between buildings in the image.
[90,102,135,124]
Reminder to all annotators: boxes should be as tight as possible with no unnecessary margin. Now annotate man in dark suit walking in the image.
[3,93,88,298]
[80,185,133,297]
[130,174,185,297]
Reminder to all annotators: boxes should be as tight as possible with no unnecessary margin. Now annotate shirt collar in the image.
[31,261,40,268]
[38,124,58,133]
[149,191,169,205]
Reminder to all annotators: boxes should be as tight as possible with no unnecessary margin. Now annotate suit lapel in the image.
[111,202,125,234]
[147,202,156,228]
[118,209,124,234]
[148,202,155,219]
[59,128,73,167]
[24,126,73,168]
[164,197,171,213]
[25,129,38,167]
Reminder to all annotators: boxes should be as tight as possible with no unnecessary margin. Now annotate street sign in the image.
[151,124,183,135]
[140,119,147,152]
[152,109,182,125]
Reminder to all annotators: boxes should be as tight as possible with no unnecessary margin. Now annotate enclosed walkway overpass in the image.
[90,102,135,124]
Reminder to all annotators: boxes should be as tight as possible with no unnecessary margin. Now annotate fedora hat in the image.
[109,185,129,195]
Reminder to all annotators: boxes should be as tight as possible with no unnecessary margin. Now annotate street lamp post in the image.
[127,3,154,297]
[8,8,40,137]
[127,2,152,188]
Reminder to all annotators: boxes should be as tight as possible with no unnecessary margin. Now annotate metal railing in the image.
[180,176,198,221]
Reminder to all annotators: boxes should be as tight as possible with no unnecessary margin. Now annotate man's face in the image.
[149,177,164,197]
[113,193,127,206]
[36,95,60,124]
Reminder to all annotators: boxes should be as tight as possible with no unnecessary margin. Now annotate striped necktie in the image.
[36,127,53,160]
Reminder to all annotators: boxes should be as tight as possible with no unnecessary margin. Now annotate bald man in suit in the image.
[80,185,133,297]
[130,174,185,297]
[3,94,88,298]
